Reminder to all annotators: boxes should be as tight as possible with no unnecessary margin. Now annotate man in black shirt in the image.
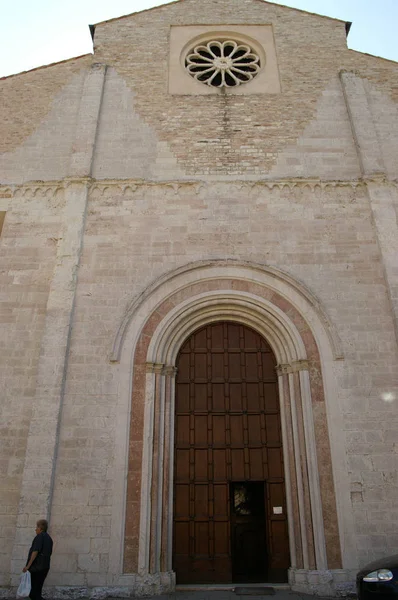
[23,519,53,600]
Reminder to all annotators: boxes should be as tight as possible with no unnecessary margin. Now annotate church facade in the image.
[1,0,398,596]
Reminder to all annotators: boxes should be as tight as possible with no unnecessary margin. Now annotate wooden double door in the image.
[173,322,290,584]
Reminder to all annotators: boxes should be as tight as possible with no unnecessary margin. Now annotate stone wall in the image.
[1,3,398,184]
[0,186,64,585]
[0,0,398,593]
[91,0,398,179]
[0,57,91,184]
[43,179,397,586]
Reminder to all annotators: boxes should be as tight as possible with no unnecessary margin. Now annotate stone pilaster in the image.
[340,71,385,178]
[367,182,398,342]
[277,360,327,571]
[341,71,398,345]
[10,64,107,578]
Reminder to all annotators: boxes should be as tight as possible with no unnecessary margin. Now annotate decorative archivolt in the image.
[146,293,307,367]
[112,259,344,363]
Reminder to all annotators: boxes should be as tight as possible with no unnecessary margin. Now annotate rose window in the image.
[185,39,261,88]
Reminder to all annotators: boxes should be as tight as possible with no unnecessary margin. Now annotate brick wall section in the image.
[93,0,350,176]
[1,4,397,183]
[91,67,184,180]
[0,68,89,185]
[0,56,91,155]
[0,187,64,585]
[269,77,361,179]
[366,79,398,180]
[349,50,398,104]
[91,0,398,178]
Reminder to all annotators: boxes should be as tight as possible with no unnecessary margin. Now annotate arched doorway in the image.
[119,262,347,595]
[173,321,290,584]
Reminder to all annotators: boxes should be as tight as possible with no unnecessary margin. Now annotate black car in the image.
[357,554,398,600]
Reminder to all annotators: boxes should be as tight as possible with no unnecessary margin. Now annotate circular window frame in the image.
[181,31,266,89]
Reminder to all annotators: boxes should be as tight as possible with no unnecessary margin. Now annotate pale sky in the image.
[1,0,397,78]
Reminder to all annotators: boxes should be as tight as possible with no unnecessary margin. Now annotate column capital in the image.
[276,360,309,375]
[146,362,164,374]
[163,365,178,378]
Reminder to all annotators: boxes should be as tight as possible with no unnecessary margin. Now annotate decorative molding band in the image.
[0,178,93,200]
[89,179,367,197]
[2,185,64,200]
[63,176,92,187]
[2,176,397,200]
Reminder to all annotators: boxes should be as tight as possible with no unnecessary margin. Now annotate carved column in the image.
[299,367,328,569]
[138,363,159,573]
[277,372,298,568]
[161,366,178,573]
[144,355,328,577]
[277,360,327,572]
[145,363,177,575]
[148,363,166,573]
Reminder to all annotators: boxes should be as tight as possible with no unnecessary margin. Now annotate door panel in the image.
[173,322,290,584]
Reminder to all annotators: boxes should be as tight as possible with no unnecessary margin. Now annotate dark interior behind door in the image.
[231,482,268,582]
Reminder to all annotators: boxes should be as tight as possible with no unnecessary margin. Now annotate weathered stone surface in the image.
[0,0,397,596]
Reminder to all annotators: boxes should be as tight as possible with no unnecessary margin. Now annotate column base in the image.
[289,567,357,596]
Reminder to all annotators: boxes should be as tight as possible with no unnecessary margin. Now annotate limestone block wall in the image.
[92,0,353,177]
[366,80,398,181]
[350,53,398,179]
[91,0,398,180]
[2,1,398,187]
[338,70,398,345]
[0,57,92,184]
[269,77,360,179]
[0,0,398,591]
[38,179,397,587]
[91,67,184,181]
[0,186,64,585]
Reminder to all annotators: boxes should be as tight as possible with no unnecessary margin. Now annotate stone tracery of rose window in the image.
[185,39,262,88]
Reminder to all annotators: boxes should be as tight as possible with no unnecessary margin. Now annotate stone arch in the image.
[111,260,343,363]
[111,261,353,594]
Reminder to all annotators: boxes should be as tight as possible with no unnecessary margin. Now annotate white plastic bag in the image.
[16,571,31,598]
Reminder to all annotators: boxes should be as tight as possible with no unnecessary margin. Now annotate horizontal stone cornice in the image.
[2,175,397,200]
